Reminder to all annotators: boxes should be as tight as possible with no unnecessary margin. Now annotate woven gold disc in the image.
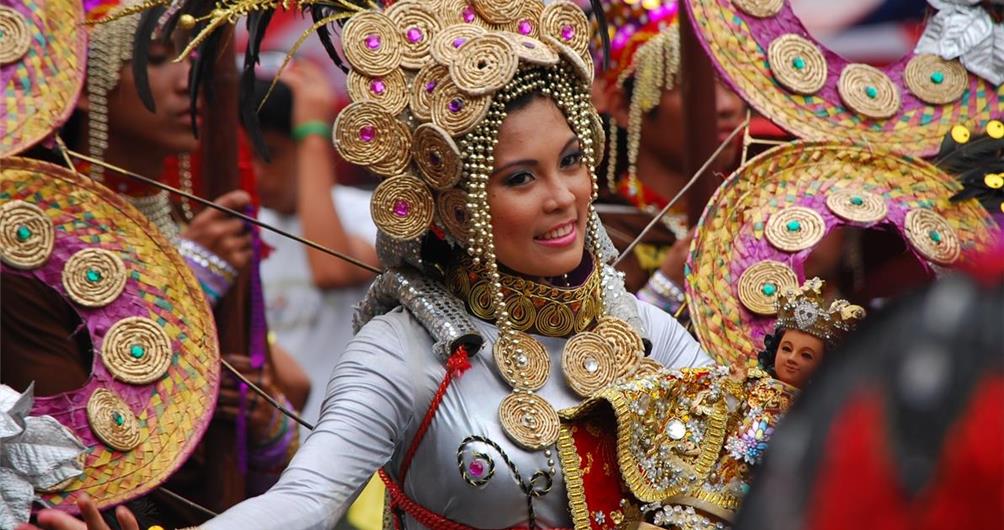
[838,64,901,120]
[502,32,559,66]
[62,248,127,308]
[414,123,464,190]
[431,78,492,136]
[468,280,495,320]
[540,0,589,57]
[630,357,663,379]
[544,36,592,83]
[504,0,545,38]
[449,33,519,97]
[498,391,560,450]
[346,69,409,116]
[561,331,617,397]
[430,24,486,66]
[386,0,442,70]
[470,0,518,24]
[493,331,550,391]
[437,0,488,27]
[371,174,435,241]
[0,199,54,269]
[595,316,644,378]
[536,301,575,337]
[768,34,827,95]
[0,6,31,64]
[737,260,798,316]
[86,388,141,452]
[102,316,173,385]
[765,206,826,252]
[333,102,397,166]
[410,63,449,122]
[904,209,960,265]
[342,12,403,77]
[904,54,967,106]
[369,119,414,177]
[825,188,888,224]
[504,291,538,332]
[732,0,783,18]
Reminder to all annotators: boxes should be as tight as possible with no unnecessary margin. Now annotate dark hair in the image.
[250,78,295,137]
[757,326,783,378]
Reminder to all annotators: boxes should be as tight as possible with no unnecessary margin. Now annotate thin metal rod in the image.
[220,358,317,431]
[58,145,384,275]
[158,487,219,518]
[672,300,688,320]
[613,118,749,267]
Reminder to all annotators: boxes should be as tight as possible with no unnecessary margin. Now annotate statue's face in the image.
[774,329,825,388]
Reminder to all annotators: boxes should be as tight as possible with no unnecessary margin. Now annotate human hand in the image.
[279,60,336,127]
[217,353,280,443]
[180,190,252,270]
[658,227,696,287]
[17,495,138,530]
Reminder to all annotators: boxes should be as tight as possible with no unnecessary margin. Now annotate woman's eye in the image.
[505,172,533,187]
[781,346,792,352]
[801,352,813,361]
[560,150,583,168]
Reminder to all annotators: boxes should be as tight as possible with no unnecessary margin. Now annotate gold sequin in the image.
[737,260,799,316]
[764,206,826,252]
[0,200,54,269]
[904,209,960,265]
[62,248,128,308]
[86,388,140,452]
[102,316,173,385]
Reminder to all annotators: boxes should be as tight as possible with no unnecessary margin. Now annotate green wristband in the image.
[292,120,332,142]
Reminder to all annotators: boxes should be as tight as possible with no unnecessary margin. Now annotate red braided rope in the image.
[380,468,477,530]
[398,344,472,482]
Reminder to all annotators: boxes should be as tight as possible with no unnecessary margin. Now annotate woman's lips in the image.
[534,221,577,249]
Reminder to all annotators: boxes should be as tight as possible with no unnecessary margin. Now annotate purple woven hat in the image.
[683,0,1003,157]
[0,158,220,513]
[684,141,998,365]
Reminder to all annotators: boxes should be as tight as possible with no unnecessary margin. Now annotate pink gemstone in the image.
[365,33,381,50]
[448,99,464,113]
[406,27,424,43]
[425,80,438,93]
[370,78,386,95]
[393,199,411,217]
[462,5,476,23]
[469,459,486,478]
[518,20,533,35]
[452,37,467,49]
[561,25,575,41]
[359,125,376,142]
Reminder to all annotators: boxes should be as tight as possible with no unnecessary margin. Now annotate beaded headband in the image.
[773,277,865,346]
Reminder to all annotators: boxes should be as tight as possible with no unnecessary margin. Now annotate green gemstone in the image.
[929,230,942,243]
[85,268,102,283]
[761,283,777,296]
[786,220,802,232]
[865,86,878,99]
[930,71,944,85]
[850,196,864,206]
[113,412,125,426]
[15,225,31,242]
[792,56,805,70]
[130,344,145,359]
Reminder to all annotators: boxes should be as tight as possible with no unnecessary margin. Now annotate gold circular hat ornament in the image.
[0,6,31,64]
[101,317,174,385]
[904,208,961,265]
[414,123,464,190]
[825,188,888,224]
[471,0,519,25]
[543,35,592,83]
[385,0,442,70]
[737,261,799,316]
[904,54,967,105]
[503,32,560,66]
[368,119,414,177]
[561,331,618,397]
[410,63,449,122]
[493,331,550,391]
[630,357,664,379]
[838,64,901,120]
[370,174,435,241]
[86,389,141,452]
[430,24,486,65]
[342,11,404,77]
[499,391,560,450]
[62,248,128,308]
[732,0,783,18]
[540,0,590,57]
[431,78,493,136]
[764,206,826,252]
[767,34,827,95]
[436,188,472,244]
[0,199,55,269]
[449,33,520,96]
[333,102,399,166]
[504,0,545,38]
[346,69,409,116]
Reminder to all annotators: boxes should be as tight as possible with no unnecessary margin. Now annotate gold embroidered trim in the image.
[557,423,593,530]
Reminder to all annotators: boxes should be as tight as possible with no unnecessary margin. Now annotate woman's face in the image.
[105,41,199,154]
[773,329,825,388]
[488,95,593,279]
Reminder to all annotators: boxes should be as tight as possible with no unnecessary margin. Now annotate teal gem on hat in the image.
[15,225,31,242]
[865,86,878,99]
[113,412,125,426]
[130,344,145,359]
[786,220,802,232]
[930,71,944,85]
[86,268,102,283]
[929,230,942,243]
[850,196,864,206]
[761,283,777,296]
[792,56,805,70]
